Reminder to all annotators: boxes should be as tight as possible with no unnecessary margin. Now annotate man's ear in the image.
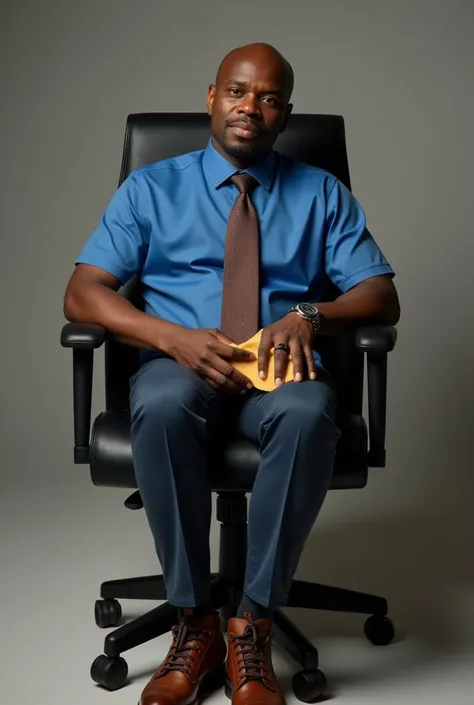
[279,103,293,133]
[207,84,216,116]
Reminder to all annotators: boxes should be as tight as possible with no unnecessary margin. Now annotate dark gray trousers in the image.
[130,357,340,608]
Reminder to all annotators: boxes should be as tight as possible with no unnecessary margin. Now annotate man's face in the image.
[207,53,292,163]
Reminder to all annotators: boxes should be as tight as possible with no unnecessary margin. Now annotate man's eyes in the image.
[228,89,280,107]
[262,96,279,107]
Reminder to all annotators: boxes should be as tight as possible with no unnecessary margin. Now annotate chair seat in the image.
[90,410,368,492]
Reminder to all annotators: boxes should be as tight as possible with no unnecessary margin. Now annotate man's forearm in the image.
[64,282,181,351]
[313,275,400,336]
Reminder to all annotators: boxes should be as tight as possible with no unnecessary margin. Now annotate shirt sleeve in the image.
[75,172,150,284]
[324,178,394,292]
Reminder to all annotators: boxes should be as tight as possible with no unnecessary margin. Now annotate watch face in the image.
[299,303,318,319]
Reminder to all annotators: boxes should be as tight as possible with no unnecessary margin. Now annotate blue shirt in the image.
[76,139,394,366]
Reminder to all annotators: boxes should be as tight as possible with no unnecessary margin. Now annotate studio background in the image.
[1,0,473,702]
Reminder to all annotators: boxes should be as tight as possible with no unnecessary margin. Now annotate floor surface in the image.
[3,474,474,705]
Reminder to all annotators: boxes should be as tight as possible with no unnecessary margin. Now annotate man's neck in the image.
[211,136,270,170]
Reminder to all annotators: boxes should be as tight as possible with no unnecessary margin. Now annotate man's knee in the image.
[266,381,339,438]
[130,359,213,428]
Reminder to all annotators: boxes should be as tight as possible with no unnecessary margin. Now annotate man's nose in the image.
[237,95,261,117]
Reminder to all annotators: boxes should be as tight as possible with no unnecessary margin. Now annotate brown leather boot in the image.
[140,610,226,705]
[225,613,285,705]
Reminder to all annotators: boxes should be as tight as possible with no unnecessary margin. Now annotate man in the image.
[64,43,399,705]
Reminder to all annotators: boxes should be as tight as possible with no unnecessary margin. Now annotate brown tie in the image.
[220,173,260,344]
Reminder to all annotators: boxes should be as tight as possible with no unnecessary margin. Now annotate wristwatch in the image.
[288,303,321,337]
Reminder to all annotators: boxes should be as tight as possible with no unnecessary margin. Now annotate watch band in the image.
[288,303,321,336]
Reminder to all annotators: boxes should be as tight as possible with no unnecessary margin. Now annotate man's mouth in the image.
[228,121,260,139]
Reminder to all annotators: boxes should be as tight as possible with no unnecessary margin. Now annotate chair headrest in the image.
[119,113,351,190]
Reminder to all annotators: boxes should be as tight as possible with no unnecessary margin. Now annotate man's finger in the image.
[204,377,219,390]
[211,377,242,394]
[211,354,253,390]
[204,368,244,394]
[273,340,290,386]
[304,345,317,380]
[258,333,273,380]
[229,346,257,362]
[214,330,235,346]
[215,340,256,362]
[290,341,305,382]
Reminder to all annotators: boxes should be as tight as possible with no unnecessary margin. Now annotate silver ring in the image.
[274,343,290,353]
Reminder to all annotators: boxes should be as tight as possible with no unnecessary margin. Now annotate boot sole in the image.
[224,674,233,700]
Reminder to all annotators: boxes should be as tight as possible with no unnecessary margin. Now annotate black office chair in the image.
[61,113,397,702]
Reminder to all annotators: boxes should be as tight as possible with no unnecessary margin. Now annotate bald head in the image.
[207,44,294,167]
[216,44,294,101]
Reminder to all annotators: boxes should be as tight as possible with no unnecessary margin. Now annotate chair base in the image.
[92,573,393,696]
[90,493,394,696]
[97,573,388,655]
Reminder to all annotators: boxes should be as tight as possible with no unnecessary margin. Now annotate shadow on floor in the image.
[288,505,473,646]
[272,499,473,691]
[119,504,473,691]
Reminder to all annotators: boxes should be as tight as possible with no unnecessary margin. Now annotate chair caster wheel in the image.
[95,598,122,628]
[292,669,327,702]
[364,615,395,645]
[90,654,128,690]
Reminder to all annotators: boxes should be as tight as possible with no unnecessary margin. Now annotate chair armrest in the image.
[61,322,107,349]
[355,324,397,354]
[355,324,398,468]
[61,322,107,464]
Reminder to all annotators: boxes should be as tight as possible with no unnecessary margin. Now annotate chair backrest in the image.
[105,113,363,417]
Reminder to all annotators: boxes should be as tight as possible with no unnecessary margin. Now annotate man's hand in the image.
[259,313,317,386]
[162,327,256,394]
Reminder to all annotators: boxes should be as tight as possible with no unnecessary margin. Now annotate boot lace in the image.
[157,621,208,677]
[229,623,275,689]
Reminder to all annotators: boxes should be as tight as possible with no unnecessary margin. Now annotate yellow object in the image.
[231,329,294,391]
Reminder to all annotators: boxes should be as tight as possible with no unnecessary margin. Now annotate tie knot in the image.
[231,172,258,195]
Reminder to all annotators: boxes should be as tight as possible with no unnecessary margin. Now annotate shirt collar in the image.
[202,138,277,192]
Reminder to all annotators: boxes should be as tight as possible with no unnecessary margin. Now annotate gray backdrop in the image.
[1,0,473,656]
